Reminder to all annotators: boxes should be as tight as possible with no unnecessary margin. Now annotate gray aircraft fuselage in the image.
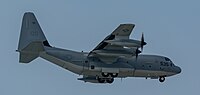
[40,46,181,83]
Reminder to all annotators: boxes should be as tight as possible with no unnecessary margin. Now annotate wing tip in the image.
[120,23,135,26]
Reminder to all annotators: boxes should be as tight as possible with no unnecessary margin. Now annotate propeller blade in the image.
[141,33,147,51]
[135,48,141,59]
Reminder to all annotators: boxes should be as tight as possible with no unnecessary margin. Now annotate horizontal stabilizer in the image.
[19,52,38,63]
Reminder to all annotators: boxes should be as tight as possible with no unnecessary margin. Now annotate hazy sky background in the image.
[0,0,199,95]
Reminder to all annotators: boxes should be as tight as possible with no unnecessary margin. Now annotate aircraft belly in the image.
[82,67,135,78]
[118,68,135,77]
[134,70,175,77]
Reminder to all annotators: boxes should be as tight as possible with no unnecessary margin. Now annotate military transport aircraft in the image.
[17,12,181,84]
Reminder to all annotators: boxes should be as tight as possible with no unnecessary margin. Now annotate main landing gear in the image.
[101,72,118,78]
[97,72,118,83]
[159,76,165,82]
[97,77,114,83]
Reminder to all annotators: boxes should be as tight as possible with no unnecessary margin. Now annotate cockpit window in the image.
[160,61,169,66]
[164,57,173,63]
[165,57,170,61]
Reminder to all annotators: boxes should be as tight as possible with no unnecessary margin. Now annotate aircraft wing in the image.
[110,24,135,39]
[93,24,135,50]
[88,24,139,63]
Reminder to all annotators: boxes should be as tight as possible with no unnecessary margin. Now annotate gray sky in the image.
[0,0,199,95]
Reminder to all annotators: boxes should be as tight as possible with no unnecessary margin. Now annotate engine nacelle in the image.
[104,39,142,47]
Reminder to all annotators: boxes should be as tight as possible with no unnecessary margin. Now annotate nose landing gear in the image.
[159,76,165,82]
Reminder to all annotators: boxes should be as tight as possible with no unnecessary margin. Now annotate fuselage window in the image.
[142,65,144,67]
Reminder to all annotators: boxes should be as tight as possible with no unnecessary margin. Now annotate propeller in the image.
[140,33,147,51]
[135,33,146,60]
[135,48,141,59]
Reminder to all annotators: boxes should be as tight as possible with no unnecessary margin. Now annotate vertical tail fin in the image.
[17,12,51,63]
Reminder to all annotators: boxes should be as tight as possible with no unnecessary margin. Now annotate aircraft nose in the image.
[175,66,181,74]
